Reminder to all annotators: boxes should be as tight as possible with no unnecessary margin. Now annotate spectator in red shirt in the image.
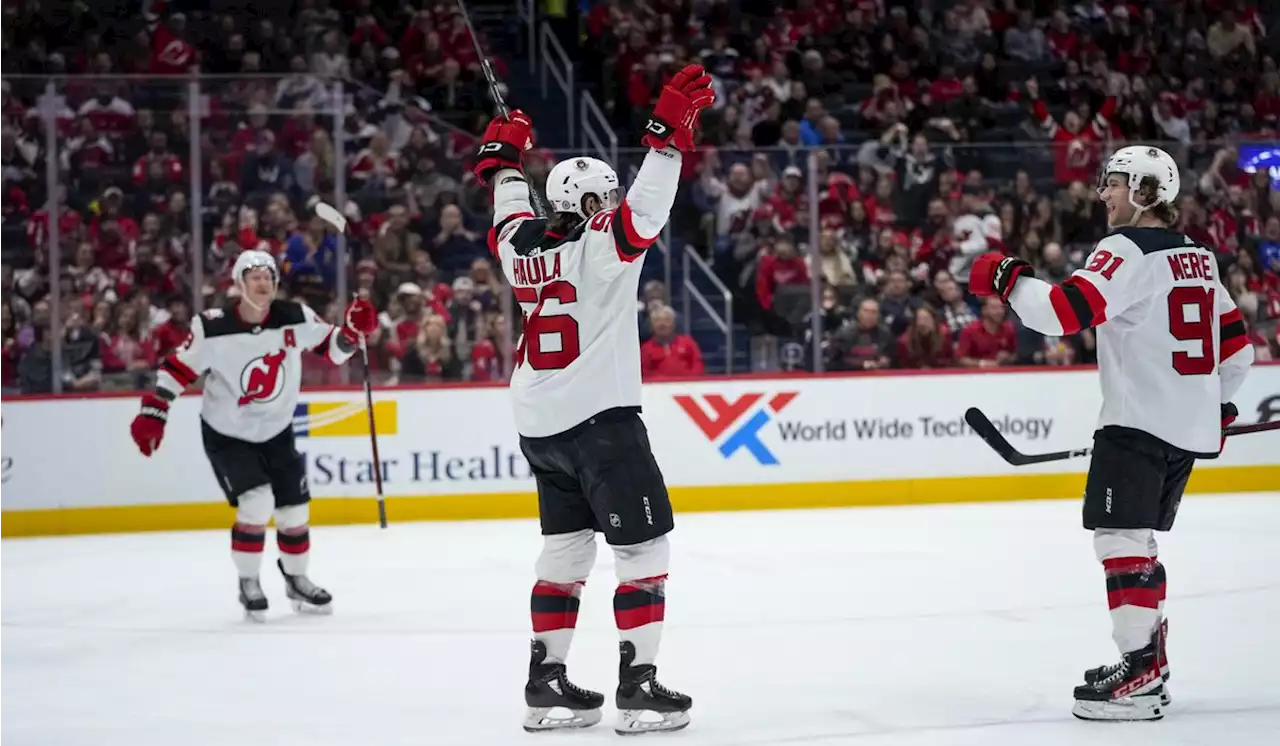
[957,297,1017,368]
[102,302,157,384]
[641,305,705,380]
[151,295,192,361]
[896,305,954,369]
[386,283,431,359]
[756,236,810,318]
[470,313,509,383]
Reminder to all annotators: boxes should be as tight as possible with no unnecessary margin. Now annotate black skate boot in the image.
[522,640,604,732]
[615,641,691,735]
[1083,619,1171,705]
[1072,640,1165,721]
[238,577,268,622]
[276,559,333,614]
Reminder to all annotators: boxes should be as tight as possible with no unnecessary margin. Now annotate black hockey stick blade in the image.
[966,407,1280,467]
[965,407,1091,466]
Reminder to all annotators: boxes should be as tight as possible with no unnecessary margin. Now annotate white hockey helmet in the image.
[1098,145,1180,214]
[232,249,279,306]
[545,156,622,219]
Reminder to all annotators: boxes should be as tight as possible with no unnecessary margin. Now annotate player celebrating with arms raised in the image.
[128,249,378,621]
[969,146,1254,721]
[471,65,713,734]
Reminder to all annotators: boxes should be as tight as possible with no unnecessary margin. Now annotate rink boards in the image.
[3,366,1278,536]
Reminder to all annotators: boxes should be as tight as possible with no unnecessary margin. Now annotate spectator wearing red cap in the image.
[957,297,1017,368]
[641,305,705,380]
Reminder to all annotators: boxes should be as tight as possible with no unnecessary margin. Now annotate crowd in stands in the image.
[590,0,1279,370]
[3,0,1278,394]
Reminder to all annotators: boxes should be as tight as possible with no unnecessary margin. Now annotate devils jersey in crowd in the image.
[489,151,681,438]
[156,300,351,443]
[1009,227,1253,457]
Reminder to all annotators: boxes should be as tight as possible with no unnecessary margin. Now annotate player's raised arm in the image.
[295,296,378,365]
[610,64,716,257]
[971,231,1143,336]
[131,311,212,457]
[471,110,545,257]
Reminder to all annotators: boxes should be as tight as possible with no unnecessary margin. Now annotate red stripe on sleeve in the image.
[311,328,335,357]
[163,356,199,386]
[1219,308,1243,326]
[1221,333,1248,360]
[617,200,657,262]
[487,212,535,258]
[1065,275,1108,325]
[1048,285,1082,335]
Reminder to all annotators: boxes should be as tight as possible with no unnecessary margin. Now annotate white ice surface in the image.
[4,494,1280,746]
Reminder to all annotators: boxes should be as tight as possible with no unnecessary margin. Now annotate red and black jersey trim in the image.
[310,328,335,357]
[1048,275,1107,335]
[487,211,535,258]
[612,201,658,263]
[1219,308,1248,360]
[161,356,199,387]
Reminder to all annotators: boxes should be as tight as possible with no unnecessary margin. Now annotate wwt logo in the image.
[673,392,798,465]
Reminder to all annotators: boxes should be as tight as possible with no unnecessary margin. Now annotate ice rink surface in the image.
[4,493,1280,746]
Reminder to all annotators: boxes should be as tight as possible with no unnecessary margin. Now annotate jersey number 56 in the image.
[513,281,581,370]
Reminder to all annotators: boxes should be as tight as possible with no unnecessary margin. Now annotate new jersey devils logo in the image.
[238,350,287,406]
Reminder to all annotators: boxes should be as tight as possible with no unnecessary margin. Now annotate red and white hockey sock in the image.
[277,528,311,576]
[231,524,265,578]
[614,575,666,666]
[1104,556,1166,653]
[531,580,584,664]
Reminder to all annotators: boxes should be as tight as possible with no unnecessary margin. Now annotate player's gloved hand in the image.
[341,297,378,345]
[642,63,716,152]
[970,252,1035,301]
[472,110,534,185]
[1220,402,1238,452]
[130,393,169,457]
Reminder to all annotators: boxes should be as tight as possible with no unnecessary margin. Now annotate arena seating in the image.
[3,1,1276,394]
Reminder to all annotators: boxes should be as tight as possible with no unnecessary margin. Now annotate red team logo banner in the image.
[673,392,797,465]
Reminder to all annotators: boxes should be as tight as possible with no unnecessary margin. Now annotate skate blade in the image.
[615,709,691,735]
[1072,694,1164,721]
[522,706,602,732]
[242,608,267,623]
[290,599,333,615]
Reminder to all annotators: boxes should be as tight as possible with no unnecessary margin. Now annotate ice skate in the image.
[1084,619,1170,706]
[1072,640,1165,721]
[615,641,691,735]
[522,640,603,732]
[238,577,268,622]
[276,559,333,614]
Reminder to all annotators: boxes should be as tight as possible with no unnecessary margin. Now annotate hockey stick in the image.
[965,407,1280,466]
[358,336,389,529]
[316,200,388,528]
[454,0,550,220]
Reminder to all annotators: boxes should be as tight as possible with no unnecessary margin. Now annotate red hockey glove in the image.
[970,253,1035,301]
[642,64,716,152]
[130,393,170,457]
[341,297,378,345]
[1220,402,1238,452]
[472,110,534,185]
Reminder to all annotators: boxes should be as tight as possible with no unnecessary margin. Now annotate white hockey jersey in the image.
[156,300,356,443]
[489,149,681,438]
[1009,227,1254,456]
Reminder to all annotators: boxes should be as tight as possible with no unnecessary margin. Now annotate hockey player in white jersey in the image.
[471,64,714,734]
[969,145,1254,721]
[128,250,378,620]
